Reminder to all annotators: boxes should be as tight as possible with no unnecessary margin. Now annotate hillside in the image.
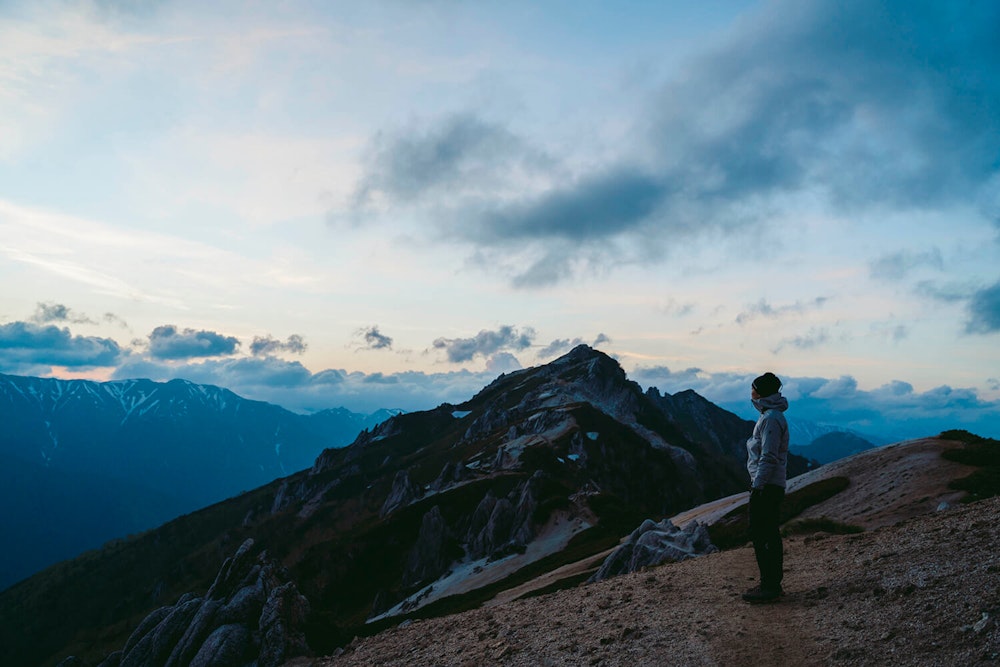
[319,493,1000,666]
[317,434,1000,666]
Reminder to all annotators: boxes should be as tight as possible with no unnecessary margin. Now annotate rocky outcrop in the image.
[84,539,311,667]
[465,472,544,560]
[589,519,718,583]
[402,506,453,588]
[381,470,423,517]
[429,461,473,492]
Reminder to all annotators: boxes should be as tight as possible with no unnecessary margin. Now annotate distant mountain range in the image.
[0,345,819,667]
[0,373,396,590]
[791,430,877,465]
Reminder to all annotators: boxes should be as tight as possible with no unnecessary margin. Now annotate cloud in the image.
[350,112,549,210]
[485,352,523,374]
[31,302,96,325]
[965,279,1000,334]
[772,327,831,353]
[471,167,666,244]
[869,321,910,343]
[0,321,122,370]
[103,312,130,329]
[353,326,393,351]
[735,297,828,325]
[250,334,308,356]
[110,355,497,414]
[147,325,240,360]
[869,248,944,281]
[631,365,1000,441]
[537,334,611,360]
[432,325,535,363]
[344,2,999,287]
[648,1,1000,211]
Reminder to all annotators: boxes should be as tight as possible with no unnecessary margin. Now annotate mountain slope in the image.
[317,434,999,665]
[318,491,1000,666]
[0,373,392,589]
[0,345,758,666]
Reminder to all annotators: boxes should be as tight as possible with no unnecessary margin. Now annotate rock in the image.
[589,519,718,582]
[402,506,453,587]
[258,582,311,667]
[164,599,222,666]
[98,539,311,667]
[55,657,86,667]
[430,461,473,492]
[974,612,992,634]
[96,651,123,667]
[381,470,423,517]
[188,624,252,667]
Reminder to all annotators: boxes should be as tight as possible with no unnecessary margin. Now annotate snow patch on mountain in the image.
[368,512,592,622]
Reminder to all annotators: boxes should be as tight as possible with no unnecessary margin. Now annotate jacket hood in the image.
[752,393,788,414]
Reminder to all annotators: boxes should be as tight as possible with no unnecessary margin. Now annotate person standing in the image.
[742,372,790,603]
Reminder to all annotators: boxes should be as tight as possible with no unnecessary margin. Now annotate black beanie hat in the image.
[753,372,782,397]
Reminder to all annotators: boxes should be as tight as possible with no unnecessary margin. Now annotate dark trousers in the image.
[748,484,784,590]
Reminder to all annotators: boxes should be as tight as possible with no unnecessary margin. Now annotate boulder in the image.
[589,519,718,582]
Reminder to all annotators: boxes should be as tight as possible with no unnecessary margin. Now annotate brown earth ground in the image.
[301,438,1000,666]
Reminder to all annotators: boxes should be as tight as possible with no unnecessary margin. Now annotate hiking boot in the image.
[742,585,783,603]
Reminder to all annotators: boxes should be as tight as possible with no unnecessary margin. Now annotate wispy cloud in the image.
[771,327,832,354]
[735,297,828,325]
[869,248,944,281]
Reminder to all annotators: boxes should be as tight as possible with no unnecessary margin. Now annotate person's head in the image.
[751,372,782,399]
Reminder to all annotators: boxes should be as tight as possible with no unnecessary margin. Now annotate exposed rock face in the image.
[93,539,310,667]
[429,461,473,492]
[589,519,718,583]
[380,470,423,517]
[465,472,544,561]
[402,506,453,588]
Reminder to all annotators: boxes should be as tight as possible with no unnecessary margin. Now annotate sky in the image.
[1,0,998,440]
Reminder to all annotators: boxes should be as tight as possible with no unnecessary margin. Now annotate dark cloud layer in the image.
[250,334,307,356]
[347,1,999,287]
[0,321,122,370]
[147,325,240,360]
[432,325,535,363]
